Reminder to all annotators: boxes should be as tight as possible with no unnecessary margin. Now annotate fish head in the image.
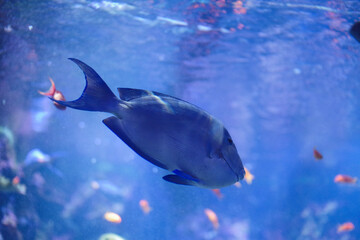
[218,128,245,182]
[206,122,245,187]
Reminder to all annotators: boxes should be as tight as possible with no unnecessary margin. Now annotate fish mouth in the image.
[222,157,240,182]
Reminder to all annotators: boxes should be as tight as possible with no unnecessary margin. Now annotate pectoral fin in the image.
[103,116,168,170]
[162,174,196,186]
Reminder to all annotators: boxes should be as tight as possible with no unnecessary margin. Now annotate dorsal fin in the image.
[117,88,177,101]
[117,88,150,101]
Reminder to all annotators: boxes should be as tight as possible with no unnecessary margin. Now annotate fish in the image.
[350,21,360,43]
[99,233,126,240]
[38,77,66,110]
[313,149,323,160]
[244,167,254,184]
[139,199,151,214]
[211,189,223,199]
[337,222,355,233]
[104,212,122,224]
[204,208,219,229]
[50,58,245,188]
[12,176,20,185]
[334,174,357,184]
[24,148,51,166]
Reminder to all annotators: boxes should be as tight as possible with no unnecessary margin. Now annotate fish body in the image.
[204,208,219,229]
[337,222,355,233]
[104,212,122,223]
[24,148,51,166]
[51,58,245,188]
[313,149,323,160]
[334,174,357,184]
[139,199,151,214]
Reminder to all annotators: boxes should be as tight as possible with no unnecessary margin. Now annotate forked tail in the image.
[50,58,121,113]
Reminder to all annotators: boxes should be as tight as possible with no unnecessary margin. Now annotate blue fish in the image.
[51,58,245,188]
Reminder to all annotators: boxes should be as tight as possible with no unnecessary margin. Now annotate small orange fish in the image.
[104,212,122,224]
[244,167,254,184]
[211,189,223,199]
[313,149,323,160]
[139,199,152,214]
[204,208,219,230]
[12,176,20,185]
[38,77,66,110]
[337,222,355,233]
[334,174,357,184]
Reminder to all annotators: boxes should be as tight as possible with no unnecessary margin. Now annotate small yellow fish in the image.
[204,208,219,229]
[244,167,254,184]
[104,212,122,224]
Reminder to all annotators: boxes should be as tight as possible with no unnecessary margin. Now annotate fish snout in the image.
[237,167,245,181]
[231,160,245,182]
[222,149,245,182]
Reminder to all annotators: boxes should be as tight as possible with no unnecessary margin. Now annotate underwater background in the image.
[1,0,360,239]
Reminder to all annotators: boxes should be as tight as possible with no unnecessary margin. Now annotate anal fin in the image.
[173,169,199,182]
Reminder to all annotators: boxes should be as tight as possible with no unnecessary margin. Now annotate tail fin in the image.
[50,58,120,113]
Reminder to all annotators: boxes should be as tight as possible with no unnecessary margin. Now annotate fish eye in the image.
[227,138,233,144]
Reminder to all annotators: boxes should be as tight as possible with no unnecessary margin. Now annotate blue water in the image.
[1,0,360,239]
